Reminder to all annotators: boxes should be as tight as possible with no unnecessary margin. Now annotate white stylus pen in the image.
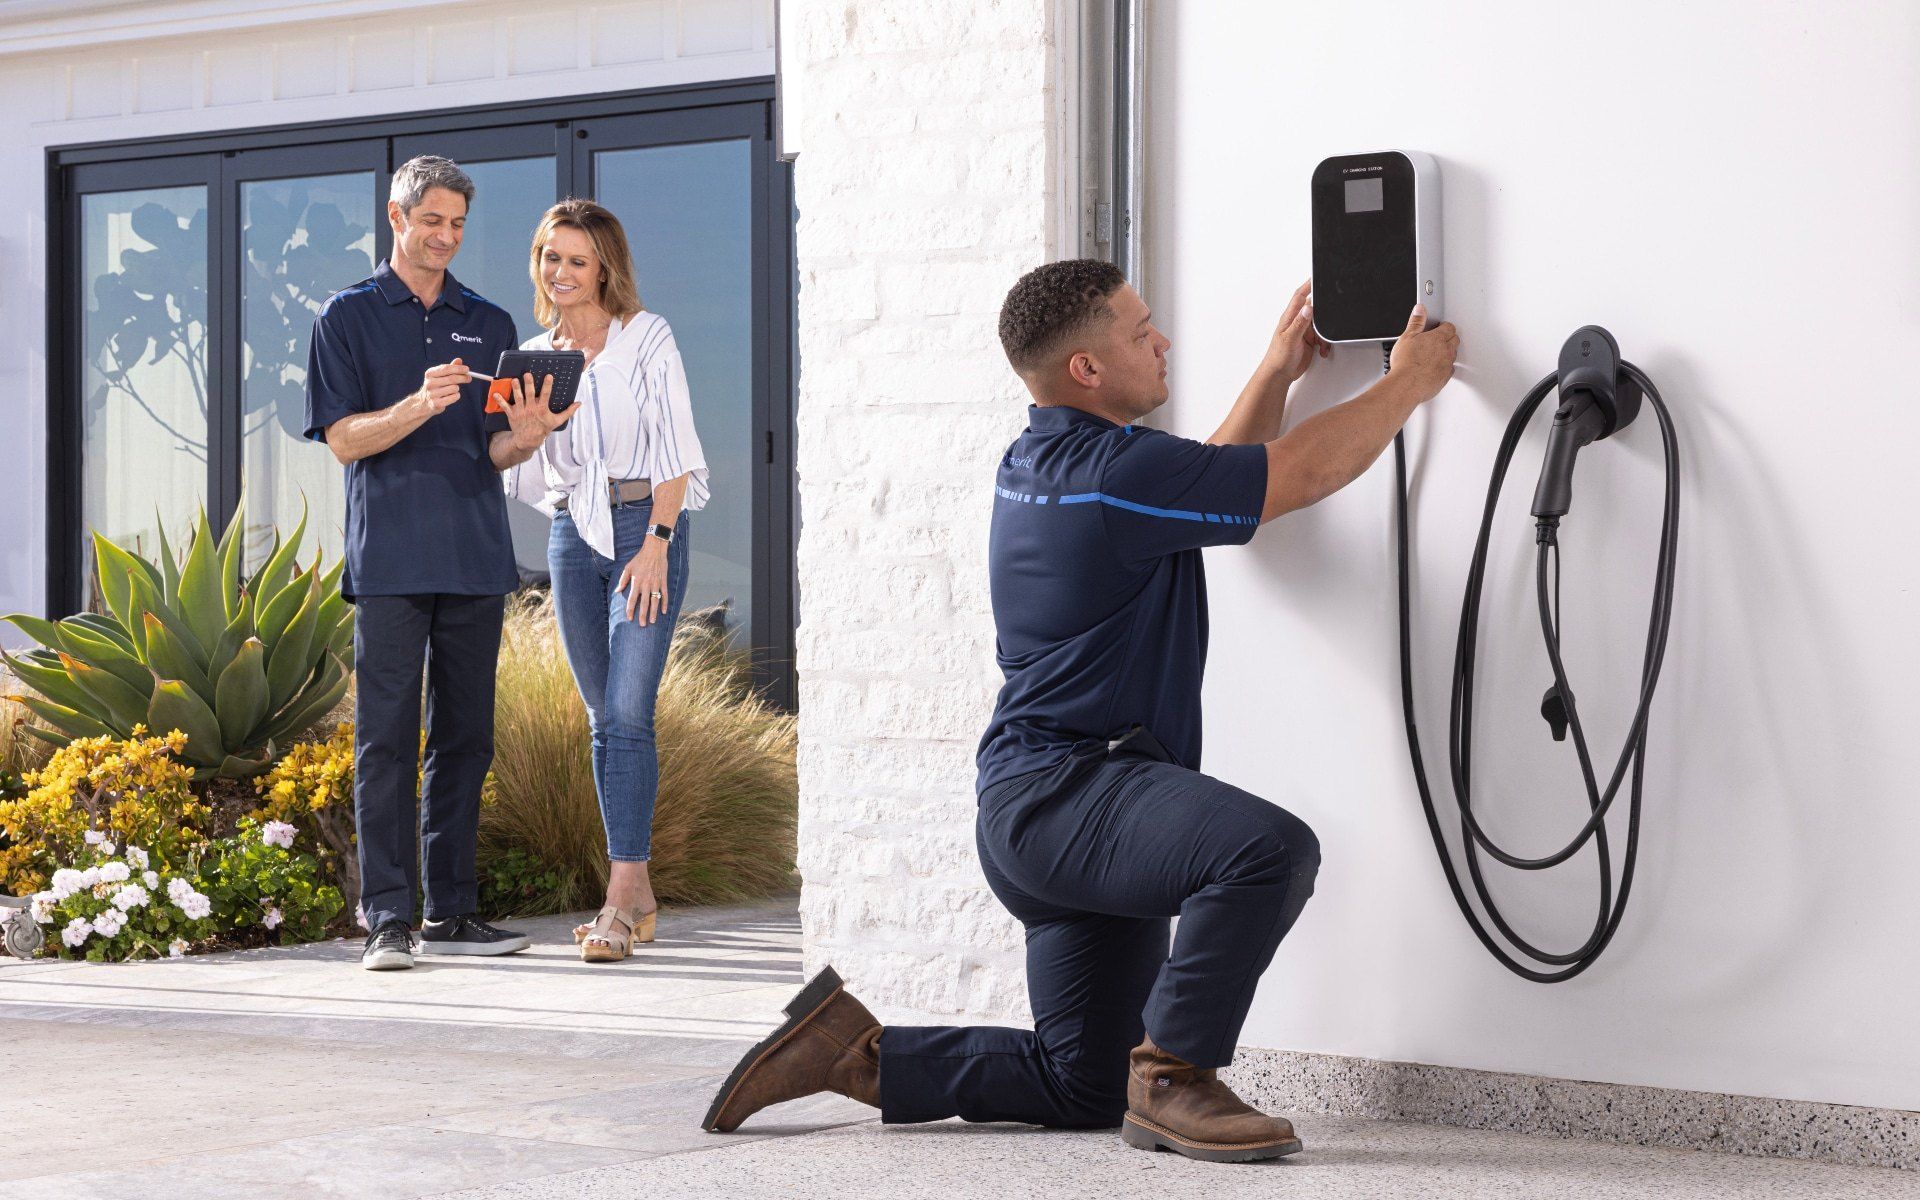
[469,370,551,383]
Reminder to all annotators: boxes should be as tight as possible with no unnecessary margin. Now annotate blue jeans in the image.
[548,503,691,862]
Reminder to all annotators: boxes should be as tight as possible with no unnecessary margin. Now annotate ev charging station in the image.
[1310,150,1443,344]
[1311,151,1682,983]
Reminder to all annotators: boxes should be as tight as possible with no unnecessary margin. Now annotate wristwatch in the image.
[647,523,675,545]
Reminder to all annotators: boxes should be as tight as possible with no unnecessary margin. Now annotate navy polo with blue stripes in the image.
[975,403,1269,794]
[303,259,519,600]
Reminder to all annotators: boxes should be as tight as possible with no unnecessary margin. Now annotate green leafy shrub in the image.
[251,723,359,915]
[196,819,342,943]
[2,504,352,779]
[478,847,571,920]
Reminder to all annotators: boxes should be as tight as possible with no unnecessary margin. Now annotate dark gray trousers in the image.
[352,593,505,931]
[879,729,1321,1127]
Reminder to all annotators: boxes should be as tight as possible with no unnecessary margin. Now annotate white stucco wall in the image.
[0,0,772,627]
[792,0,1920,1114]
[789,0,1051,1019]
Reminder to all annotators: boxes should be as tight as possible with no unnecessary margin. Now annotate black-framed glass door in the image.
[48,80,795,706]
[391,122,562,343]
[64,155,218,605]
[227,141,386,571]
[572,103,779,671]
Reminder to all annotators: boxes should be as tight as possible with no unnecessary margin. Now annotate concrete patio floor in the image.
[1,896,1915,1199]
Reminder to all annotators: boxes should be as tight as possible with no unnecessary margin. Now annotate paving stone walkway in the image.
[2,897,1915,1199]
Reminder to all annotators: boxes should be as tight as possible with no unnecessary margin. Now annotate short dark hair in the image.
[998,259,1126,374]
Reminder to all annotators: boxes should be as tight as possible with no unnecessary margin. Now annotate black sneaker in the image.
[417,914,530,956]
[361,919,415,971]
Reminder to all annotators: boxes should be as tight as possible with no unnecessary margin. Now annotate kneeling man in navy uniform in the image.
[706,261,1458,1161]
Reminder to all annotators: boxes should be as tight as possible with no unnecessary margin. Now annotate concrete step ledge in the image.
[1222,1047,1920,1172]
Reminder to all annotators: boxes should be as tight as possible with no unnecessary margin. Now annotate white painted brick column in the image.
[788,0,1059,1020]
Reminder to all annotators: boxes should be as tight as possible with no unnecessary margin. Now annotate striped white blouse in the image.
[503,310,710,560]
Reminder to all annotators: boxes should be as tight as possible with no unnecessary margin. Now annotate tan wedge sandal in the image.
[574,906,657,962]
[571,907,659,947]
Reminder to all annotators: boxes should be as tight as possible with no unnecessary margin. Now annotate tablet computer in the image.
[483,349,586,414]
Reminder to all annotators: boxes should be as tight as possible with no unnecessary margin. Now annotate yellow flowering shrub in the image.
[242,725,502,920]
[254,724,354,821]
[251,724,358,912]
[0,727,206,895]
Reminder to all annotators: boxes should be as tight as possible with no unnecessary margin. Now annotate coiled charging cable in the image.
[1386,342,1680,981]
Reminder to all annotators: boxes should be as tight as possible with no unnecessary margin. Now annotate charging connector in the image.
[1390,337,1680,983]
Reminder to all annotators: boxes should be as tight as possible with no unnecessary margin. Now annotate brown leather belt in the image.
[554,479,651,511]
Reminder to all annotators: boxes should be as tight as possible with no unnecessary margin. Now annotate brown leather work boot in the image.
[1120,1034,1304,1162]
[702,966,881,1132]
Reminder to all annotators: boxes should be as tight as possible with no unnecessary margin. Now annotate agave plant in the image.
[2,504,352,778]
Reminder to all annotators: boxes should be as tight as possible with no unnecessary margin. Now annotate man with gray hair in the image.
[304,155,576,970]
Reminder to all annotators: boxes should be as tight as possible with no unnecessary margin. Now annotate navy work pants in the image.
[353,592,505,931]
[878,729,1321,1127]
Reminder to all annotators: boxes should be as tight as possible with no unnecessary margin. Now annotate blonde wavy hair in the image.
[529,199,643,329]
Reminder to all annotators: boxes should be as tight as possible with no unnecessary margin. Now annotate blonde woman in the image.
[502,199,710,961]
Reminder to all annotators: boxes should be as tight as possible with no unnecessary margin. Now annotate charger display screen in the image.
[1344,177,1384,213]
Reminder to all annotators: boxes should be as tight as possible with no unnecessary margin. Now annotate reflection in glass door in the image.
[593,139,754,645]
[240,172,376,568]
[79,185,208,602]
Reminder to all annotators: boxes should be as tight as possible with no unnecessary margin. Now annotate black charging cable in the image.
[1384,340,1681,982]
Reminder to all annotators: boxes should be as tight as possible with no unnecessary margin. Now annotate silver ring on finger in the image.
[650,591,663,600]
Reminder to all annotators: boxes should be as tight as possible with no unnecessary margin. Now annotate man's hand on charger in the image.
[1388,305,1459,405]
[1262,278,1330,384]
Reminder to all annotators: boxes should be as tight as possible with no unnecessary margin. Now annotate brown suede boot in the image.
[1120,1034,1303,1162]
[702,966,881,1132]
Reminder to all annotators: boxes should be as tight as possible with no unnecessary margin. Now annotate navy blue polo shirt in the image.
[303,259,519,600]
[975,404,1269,794]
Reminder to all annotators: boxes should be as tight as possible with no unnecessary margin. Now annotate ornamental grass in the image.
[1,675,53,785]
[480,591,797,914]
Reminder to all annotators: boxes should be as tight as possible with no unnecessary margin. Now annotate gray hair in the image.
[390,155,474,215]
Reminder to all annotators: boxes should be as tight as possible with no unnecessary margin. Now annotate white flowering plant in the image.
[30,842,214,962]
[27,820,341,961]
